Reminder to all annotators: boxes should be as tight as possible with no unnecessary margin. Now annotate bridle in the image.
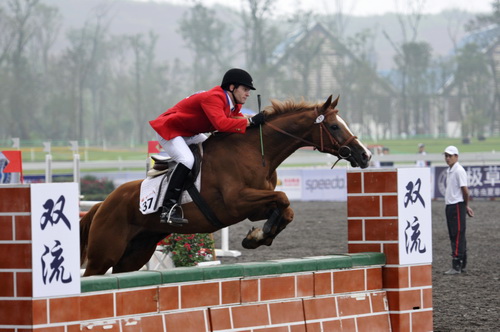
[265,107,357,167]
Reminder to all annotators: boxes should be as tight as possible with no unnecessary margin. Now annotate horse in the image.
[80,95,372,276]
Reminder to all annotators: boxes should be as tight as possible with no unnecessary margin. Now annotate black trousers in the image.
[445,202,467,269]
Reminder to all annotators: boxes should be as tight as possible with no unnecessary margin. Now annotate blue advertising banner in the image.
[434,165,500,199]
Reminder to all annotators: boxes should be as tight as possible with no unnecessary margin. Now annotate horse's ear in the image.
[321,95,333,113]
[331,95,340,109]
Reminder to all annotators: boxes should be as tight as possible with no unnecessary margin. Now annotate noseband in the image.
[265,107,357,167]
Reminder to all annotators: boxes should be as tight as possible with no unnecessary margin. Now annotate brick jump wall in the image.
[347,170,433,332]
[0,173,432,332]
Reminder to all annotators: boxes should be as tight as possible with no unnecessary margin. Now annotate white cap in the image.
[444,145,459,155]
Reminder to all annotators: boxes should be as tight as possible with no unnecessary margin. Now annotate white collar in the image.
[225,91,235,111]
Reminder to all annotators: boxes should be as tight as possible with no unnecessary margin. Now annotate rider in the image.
[149,68,266,224]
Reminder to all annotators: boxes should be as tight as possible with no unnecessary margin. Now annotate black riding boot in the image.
[160,163,191,224]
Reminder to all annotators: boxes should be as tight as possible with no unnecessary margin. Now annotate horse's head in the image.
[313,95,372,168]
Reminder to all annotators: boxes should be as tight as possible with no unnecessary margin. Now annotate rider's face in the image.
[230,85,251,104]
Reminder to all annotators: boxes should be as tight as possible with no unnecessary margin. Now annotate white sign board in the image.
[397,168,433,265]
[302,168,347,201]
[31,183,81,298]
[276,169,302,200]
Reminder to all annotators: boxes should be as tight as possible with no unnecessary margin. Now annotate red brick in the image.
[0,187,31,212]
[231,303,270,328]
[305,322,322,332]
[209,307,232,331]
[347,219,363,241]
[364,171,397,193]
[32,299,48,325]
[164,310,208,332]
[357,313,391,331]
[382,266,409,289]
[49,296,81,323]
[410,265,432,287]
[159,285,179,311]
[313,272,332,296]
[348,242,382,254]
[16,271,32,297]
[0,272,14,296]
[333,269,365,293]
[366,267,383,290]
[365,219,398,241]
[412,310,433,332]
[241,279,259,303]
[347,196,380,217]
[80,293,114,321]
[0,243,31,269]
[269,300,304,324]
[337,294,371,317]
[253,327,289,332]
[221,280,240,305]
[260,276,295,301]
[137,315,164,332]
[303,297,337,321]
[289,325,307,332]
[422,288,433,309]
[0,299,32,325]
[15,215,32,241]
[0,216,13,240]
[383,243,399,264]
[116,288,158,316]
[296,273,314,297]
[347,172,362,193]
[181,282,220,308]
[339,317,356,330]
[371,291,389,313]
[389,312,410,332]
[386,289,422,311]
[382,195,398,217]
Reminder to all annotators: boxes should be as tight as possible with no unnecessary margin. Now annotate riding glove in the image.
[249,113,266,126]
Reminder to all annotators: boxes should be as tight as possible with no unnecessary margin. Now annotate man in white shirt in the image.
[443,145,474,275]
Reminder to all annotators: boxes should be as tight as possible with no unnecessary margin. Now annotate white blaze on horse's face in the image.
[337,115,372,159]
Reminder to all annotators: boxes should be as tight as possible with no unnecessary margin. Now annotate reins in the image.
[265,107,357,168]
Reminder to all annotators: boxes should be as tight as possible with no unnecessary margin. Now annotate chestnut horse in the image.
[80,95,372,276]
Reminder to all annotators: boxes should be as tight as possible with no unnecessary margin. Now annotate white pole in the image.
[215,227,241,257]
[221,227,229,252]
[45,154,52,183]
[73,154,80,196]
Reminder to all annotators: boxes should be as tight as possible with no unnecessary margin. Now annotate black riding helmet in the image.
[221,68,256,90]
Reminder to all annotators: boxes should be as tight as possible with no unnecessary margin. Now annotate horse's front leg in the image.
[226,188,294,249]
[242,206,294,249]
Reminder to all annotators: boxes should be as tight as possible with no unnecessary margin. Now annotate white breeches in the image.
[156,133,207,169]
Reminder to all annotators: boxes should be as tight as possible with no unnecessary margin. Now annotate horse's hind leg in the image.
[112,233,166,273]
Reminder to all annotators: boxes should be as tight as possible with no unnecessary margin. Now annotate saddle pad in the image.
[139,169,201,215]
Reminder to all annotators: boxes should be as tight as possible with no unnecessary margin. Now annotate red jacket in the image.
[149,86,248,140]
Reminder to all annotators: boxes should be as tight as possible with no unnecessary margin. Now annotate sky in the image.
[145,0,494,16]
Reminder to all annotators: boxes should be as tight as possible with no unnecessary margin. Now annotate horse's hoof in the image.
[264,238,274,246]
[242,238,259,249]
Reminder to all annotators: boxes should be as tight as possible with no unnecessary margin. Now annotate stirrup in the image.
[160,204,188,225]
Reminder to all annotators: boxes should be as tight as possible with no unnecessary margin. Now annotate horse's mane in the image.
[264,99,319,120]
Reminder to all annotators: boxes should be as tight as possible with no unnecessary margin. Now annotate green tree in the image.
[454,43,491,138]
[178,2,230,91]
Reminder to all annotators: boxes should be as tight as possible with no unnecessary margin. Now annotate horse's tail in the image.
[80,202,102,265]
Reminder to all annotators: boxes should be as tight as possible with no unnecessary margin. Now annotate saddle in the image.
[147,144,202,188]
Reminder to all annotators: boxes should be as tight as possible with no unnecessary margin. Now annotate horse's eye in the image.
[330,124,339,130]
